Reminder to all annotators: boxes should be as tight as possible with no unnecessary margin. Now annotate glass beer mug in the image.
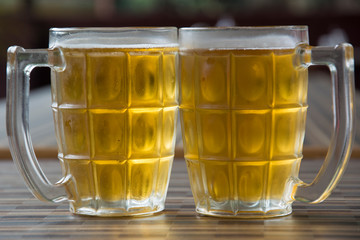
[7,28,178,216]
[179,26,354,218]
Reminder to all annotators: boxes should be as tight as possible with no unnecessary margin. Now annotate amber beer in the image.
[8,26,353,218]
[52,47,178,214]
[180,48,308,215]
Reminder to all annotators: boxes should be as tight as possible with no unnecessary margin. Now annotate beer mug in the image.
[179,26,354,218]
[7,27,178,216]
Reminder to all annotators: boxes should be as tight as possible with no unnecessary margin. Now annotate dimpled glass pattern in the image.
[180,48,308,217]
[52,47,178,216]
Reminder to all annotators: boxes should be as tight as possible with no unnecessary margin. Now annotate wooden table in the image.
[0,158,359,240]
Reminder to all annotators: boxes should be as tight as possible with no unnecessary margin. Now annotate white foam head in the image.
[179,26,309,50]
[49,27,178,48]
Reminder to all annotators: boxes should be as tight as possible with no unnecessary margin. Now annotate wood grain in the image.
[1,72,360,160]
[2,146,360,160]
[0,158,359,240]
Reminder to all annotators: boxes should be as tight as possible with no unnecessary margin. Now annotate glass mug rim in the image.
[180,25,308,31]
[49,27,178,48]
[179,25,309,49]
[50,26,178,33]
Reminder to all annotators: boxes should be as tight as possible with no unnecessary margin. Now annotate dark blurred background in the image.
[1,0,360,98]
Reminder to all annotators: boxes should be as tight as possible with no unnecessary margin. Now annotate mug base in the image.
[69,203,165,217]
[195,202,293,218]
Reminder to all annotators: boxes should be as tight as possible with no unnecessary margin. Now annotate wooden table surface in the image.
[2,71,360,159]
[0,158,359,240]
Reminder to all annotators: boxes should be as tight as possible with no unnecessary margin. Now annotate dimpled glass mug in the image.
[7,28,178,216]
[179,26,355,218]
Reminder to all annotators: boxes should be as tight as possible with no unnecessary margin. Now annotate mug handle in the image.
[294,43,355,203]
[7,46,67,203]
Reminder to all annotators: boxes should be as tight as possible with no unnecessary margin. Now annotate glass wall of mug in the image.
[7,27,179,216]
[178,26,354,218]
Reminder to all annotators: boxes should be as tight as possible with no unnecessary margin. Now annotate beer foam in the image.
[179,26,309,50]
[180,35,300,50]
[51,36,178,49]
[55,42,178,49]
[63,44,178,49]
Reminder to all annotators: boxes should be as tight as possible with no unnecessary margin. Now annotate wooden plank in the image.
[1,71,360,160]
[2,146,360,160]
[0,158,359,239]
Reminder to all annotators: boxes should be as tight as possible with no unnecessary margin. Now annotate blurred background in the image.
[0,0,359,157]
[0,0,360,97]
